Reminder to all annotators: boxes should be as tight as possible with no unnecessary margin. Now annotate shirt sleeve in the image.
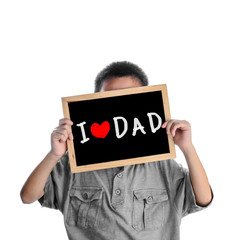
[169,159,214,218]
[38,151,72,213]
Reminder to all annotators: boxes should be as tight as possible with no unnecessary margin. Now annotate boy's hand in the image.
[162,119,192,151]
[50,118,74,158]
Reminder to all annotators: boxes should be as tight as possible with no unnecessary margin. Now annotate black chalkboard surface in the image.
[62,84,176,173]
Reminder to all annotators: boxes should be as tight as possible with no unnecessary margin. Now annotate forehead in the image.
[101,76,142,92]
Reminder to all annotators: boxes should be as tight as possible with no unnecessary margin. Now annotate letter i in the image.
[76,121,90,144]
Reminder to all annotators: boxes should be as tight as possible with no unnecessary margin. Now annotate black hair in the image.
[94,61,149,92]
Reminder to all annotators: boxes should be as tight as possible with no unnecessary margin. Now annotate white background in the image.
[1,0,239,239]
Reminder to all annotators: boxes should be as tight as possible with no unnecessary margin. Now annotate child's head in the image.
[94,61,149,92]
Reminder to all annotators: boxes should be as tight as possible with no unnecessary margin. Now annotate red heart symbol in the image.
[90,121,110,138]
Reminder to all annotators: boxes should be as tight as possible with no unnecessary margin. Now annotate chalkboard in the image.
[62,84,176,173]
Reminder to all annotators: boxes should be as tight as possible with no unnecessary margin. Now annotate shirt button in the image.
[82,193,88,200]
[147,196,153,203]
[115,189,121,195]
[117,173,123,178]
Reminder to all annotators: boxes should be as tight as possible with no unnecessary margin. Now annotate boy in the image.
[20,61,214,240]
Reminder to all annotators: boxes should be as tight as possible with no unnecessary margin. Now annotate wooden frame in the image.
[62,84,176,173]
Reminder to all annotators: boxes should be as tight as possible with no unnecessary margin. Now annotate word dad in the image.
[76,112,163,144]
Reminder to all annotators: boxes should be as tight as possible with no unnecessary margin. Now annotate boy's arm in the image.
[20,118,74,204]
[181,143,212,206]
[162,119,213,207]
[20,151,61,204]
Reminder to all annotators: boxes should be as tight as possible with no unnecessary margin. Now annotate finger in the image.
[162,121,167,128]
[162,120,172,128]
[170,121,181,137]
[59,118,73,126]
[53,127,68,138]
[165,119,176,134]
[62,124,74,140]
[53,129,68,142]
[59,124,72,134]
[69,132,74,140]
[52,131,67,143]
[54,131,68,142]
[55,124,73,140]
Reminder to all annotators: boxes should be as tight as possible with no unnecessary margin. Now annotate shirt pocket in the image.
[66,186,104,229]
[132,188,168,232]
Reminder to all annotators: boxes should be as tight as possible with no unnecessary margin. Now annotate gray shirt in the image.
[38,151,214,240]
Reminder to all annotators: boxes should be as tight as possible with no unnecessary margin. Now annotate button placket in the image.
[112,170,125,208]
